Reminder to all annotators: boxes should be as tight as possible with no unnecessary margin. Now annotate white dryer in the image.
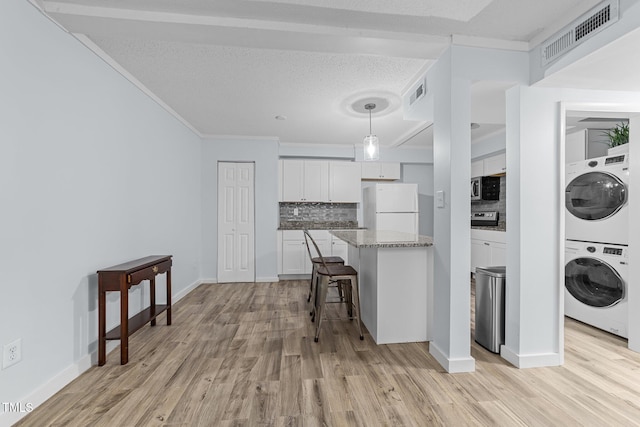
[565,153,629,245]
[565,240,628,338]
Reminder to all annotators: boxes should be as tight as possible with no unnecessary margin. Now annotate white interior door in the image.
[218,162,255,283]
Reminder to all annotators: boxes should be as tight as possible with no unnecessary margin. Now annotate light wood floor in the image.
[15,280,640,426]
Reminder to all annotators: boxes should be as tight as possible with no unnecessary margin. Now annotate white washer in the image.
[565,240,628,338]
[565,153,629,245]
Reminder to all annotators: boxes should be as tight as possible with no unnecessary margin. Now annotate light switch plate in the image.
[436,190,445,208]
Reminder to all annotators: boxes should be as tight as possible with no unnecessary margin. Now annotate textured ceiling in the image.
[35,0,615,147]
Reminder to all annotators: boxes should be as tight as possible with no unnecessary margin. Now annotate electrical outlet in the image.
[2,339,22,369]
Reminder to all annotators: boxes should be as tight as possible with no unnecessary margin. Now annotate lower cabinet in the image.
[278,230,348,275]
[470,229,506,274]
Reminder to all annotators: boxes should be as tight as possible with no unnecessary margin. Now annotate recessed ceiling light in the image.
[275,115,287,120]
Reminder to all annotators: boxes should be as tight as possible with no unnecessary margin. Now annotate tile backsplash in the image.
[280,202,357,224]
[471,176,506,224]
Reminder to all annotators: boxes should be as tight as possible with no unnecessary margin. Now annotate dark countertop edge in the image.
[330,230,434,248]
[278,226,365,230]
[354,242,434,248]
[471,226,506,232]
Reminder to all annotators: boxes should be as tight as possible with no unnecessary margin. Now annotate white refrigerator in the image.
[363,183,419,234]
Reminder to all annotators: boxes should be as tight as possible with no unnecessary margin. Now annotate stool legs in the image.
[313,275,363,342]
[307,263,317,303]
[314,275,329,342]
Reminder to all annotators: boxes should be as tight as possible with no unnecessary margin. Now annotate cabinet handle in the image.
[484,242,490,246]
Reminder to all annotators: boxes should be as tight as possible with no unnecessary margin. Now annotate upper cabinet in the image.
[471,153,506,177]
[471,160,484,178]
[329,162,361,203]
[280,159,361,203]
[281,160,329,202]
[483,153,506,176]
[361,162,401,180]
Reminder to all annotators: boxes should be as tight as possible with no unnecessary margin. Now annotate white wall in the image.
[201,138,280,282]
[0,0,202,422]
[503,85,640,368]
[530,0,640,86]
[471,130,506,160]
[401,164,434,237]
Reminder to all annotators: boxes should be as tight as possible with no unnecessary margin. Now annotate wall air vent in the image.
[409,78,426,107]
[541,0,619,66]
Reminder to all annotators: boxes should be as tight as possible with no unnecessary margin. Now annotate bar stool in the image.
[303,230,363,342]
[303,230,345,314]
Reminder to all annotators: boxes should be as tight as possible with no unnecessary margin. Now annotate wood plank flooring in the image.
[15,280,640,426]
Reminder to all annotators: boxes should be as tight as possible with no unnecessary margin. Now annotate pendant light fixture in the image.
[363,103,379,161]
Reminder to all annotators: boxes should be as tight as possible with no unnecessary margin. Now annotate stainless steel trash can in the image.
[475,266,506,353]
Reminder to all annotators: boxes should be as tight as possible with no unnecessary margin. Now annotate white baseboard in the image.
[500,345,562,368]
[429,342,476,373]
[0,279,202,426]
[174,278,208,300]
[0,340,118,427]
[256,276,279,283]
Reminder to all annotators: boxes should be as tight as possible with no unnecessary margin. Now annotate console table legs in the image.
[96,255,173,366]
[98,281,106,366]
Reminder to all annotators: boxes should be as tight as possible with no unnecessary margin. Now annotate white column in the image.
[502,86,562,368]
[627,113,640,352]
[429,48,475,373]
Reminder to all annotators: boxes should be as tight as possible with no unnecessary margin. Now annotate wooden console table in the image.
[97,255,172,365]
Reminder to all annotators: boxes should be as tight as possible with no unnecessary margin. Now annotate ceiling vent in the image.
[541,0,619,66]
[409,78,427,107]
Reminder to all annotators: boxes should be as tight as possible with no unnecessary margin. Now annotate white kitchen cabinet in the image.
[279,230,331,275]
[483,153,506,176]
[470,229,506,273]
[331,235,349,264]
[471,239,491,273]
[281,159,329,202]
[282,238,308,275]
[361,162,401,180]
[471,153,506,177]
[471,160,483,178]
[279,230,347,275]
[329,162,361,202]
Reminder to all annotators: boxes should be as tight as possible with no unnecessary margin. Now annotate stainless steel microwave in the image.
[471,176,500,201]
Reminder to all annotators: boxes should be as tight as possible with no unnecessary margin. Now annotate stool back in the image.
[303,230,330,271]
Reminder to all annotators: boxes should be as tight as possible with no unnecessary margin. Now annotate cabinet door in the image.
[490,242,507,266]
[483,153,506,176]
[329,162,361,202]
[331,237,349,264]
[471,239,491,273]
[281,240,307,274]
[380,162,401,180]
[471,160,483,178]
[303,160,329,202]
[360,162,380,180]
[281,160,305,201]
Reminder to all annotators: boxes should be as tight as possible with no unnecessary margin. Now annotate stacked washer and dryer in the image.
[565,153,629,338]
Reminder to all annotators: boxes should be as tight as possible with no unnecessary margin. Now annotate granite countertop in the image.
[278,221,363,230]
[471,221,506,232]
[330,230,434,248]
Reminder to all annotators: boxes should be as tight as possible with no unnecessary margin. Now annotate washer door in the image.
[565,171,626,220]
[565,257,624,308]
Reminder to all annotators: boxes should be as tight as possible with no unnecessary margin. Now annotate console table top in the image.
[97,255,172,273]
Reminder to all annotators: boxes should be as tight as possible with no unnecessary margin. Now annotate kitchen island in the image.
[330,230,433,344]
